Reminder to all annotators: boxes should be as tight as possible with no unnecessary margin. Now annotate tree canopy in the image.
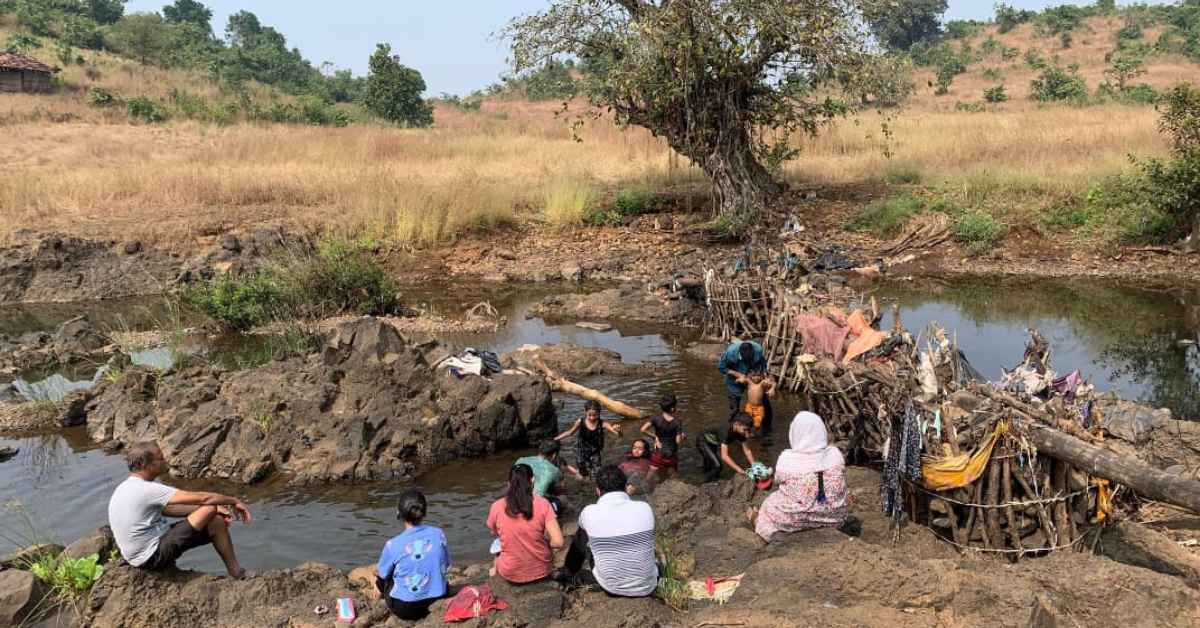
[364,43,433,127]
[163,0,213,30]
[506,0,885,226]
[866,0,947,50]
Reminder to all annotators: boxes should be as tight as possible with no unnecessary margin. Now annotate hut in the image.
[0,52,59,93]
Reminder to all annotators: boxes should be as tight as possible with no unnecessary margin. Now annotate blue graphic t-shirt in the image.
[377,525,450,602]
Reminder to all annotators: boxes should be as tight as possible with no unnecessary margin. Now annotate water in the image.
[1,279,1196,574]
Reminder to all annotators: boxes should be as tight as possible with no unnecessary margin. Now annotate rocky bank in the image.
[80,317,555,484]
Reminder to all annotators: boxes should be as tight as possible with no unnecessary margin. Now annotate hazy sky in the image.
[123,1,1172,95]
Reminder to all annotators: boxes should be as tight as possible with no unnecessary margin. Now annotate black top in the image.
[723,428,746,446]
[578,418,605,453]
[651,415,681,458]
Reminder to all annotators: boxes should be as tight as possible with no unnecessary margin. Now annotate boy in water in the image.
[738,371,776,434]
[642,394,684,484]
[556,400,622,478]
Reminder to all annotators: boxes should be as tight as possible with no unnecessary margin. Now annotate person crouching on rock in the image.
[515,440,581,515]
[376,489,451,621]
[697,413,757,483]
[555,400,622,478]
[107,441,253,579]
[552,465,657,597]
[487,463,565,584]
[642,394,684,484]
[748,412,849,542]
[618,438,653,495]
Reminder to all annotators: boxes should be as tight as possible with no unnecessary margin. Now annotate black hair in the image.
[126,441,161,472]
[539,440,561,458]
[738,342,756,364]
[659,393,677,413]
[730,413,753,430]
[584,400,602,413]
[594,464,628,495]
[629,438,651,458]
[505,464,535,520]
[397,489,427,524]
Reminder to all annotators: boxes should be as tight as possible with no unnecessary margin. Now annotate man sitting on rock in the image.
[108,441,253,578]
[553,465,657,597]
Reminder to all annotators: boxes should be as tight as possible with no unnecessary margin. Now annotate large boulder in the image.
[0,231,180,303]
[0,569,48,626]
[648,480,714,538]
[85,317,556,484]
[52,315,110,356]
[64,527,116,563]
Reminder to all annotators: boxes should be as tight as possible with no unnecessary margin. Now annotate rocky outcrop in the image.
[0,315,118,381]
[532,285,702,326]
[503,343,661,378]
[0,231,180,304]
[84,317,556,484]
[64,527,116,563]
[0,569,47,626]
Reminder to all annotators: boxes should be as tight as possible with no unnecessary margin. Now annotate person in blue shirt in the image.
[375,489,451,621]
[717,340,773,433]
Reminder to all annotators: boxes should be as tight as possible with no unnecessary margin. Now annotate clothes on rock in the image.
[576,420,606,477]
[377,524,450,604]
[881,406,922,523]
[435,348,502,377]
[514,455,561,497]
[843,309,887,365]
[443,585,507,623]
[486,496,557,584]
[794,315,850,363]
[755,412,849,542]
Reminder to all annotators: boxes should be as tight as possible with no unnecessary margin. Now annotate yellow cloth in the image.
[1091,478,1112,523]
[744,403,765,430]
[921,421,1009,491]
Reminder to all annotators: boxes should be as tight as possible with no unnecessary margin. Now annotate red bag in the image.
[443,584,508,623]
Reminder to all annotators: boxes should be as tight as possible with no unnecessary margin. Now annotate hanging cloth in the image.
[920,421,1009,491]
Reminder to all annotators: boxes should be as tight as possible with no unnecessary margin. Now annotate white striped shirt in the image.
[579,492,658,596]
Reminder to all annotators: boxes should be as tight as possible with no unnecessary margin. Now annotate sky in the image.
[123,0,1173,95]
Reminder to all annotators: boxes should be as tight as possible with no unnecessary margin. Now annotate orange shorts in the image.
[744,403,765,430]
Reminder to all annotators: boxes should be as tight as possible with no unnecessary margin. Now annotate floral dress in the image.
[754,464,850,541]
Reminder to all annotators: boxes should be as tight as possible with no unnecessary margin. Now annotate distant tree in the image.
[4,32,41,54]
[867,0,948,51]
[62,15,105,49]
[107,12,169,65]
[224,10,262,47]
[506,0,883,227]
[163,0,212,31]
[364,43,433,126]
[995,4,1035,34]
[320,64,366,103]
[519,59,576,101]
[86,0,126,25]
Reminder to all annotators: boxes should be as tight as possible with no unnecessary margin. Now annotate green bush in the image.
[1024,49,1047,70]
[127,96,169,123]
[1030,64,1088,103]
[847,195,924,237]
[952,211,1005,255]
[86,86,119,107]
[27,553,105,600]
[1080,173,1175,241]
[982,67,1003,82]
[585,185,655,226]
[983,84,1009,103]
[996,4,1035,34]
[184,274,281,331]
[883,160,922,184]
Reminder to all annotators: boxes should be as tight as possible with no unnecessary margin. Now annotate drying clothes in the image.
[794,315,850,362]
[881,407,922,523]
[921,421,1008,491]
[842,309,888,365]
[1051,370,1082,402]
[437,355,483,376]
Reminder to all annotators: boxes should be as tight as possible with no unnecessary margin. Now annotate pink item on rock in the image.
[443,584,508,623]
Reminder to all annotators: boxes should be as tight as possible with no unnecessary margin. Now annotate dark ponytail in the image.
[505,464,535,520]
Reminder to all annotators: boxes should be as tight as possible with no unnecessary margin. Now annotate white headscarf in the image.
[777,411,844,475]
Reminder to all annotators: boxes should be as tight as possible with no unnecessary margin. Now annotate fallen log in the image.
[533,359,646,420]
[1025,422,1200,515]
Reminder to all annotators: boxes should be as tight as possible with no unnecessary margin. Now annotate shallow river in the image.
[1,279,1196,573]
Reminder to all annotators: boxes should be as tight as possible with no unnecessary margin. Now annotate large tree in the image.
[364,43,433,127]
[107,12,168,65]
[865,0,947,50]
[163,0,213,31]
[506,0,883,227]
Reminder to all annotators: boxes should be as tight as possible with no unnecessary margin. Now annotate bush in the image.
[847,195,924,237]
[883,160,923,184]
[983,84,1009,103]
[955,100,986,113]
[982,67,1003,82]
[996,3,1035,34]
[26,553,105,601]
[612,185,654,215]
[934,57,966,95]
[1030,64,1088,103]
[1024,49,1047,70]
[952,211,1005,255]
[542,179,596,229]
[127,96,170,123]
[86,86,119,107]
[1079,173,1175,241]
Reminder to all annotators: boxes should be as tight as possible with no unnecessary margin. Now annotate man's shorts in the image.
[649,450,678,470]
[140,520,213,571]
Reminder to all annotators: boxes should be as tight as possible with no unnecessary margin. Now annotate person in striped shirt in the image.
[553,464,658,597]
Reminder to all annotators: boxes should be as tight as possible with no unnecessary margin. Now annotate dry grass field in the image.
[1,16,1197,247]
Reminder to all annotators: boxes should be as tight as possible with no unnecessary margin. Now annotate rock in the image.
[727,526,766,549]
[532,285,701,326]
[1,544,63,569]
[684,342,725,363]
[560,262,584,283]
[347,564,375,589]
[461,564,485,579]
[0,231,180,303]
[494,248,518,261]
[1100,521,1200,587]
[63,526,115,563]
[485,577,563,625]
[0,569,48,626]
[218,234,241,252]
[86,317,556,484]
[58,389,94,427]
[0,446,16,463]
[502,343,659,378]
[648,480,714,538]
[123,240,142,255]
[574,321,613,332]
[53,315,109,355]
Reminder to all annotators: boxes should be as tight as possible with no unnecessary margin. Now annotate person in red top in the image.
[486,464,565,584]
[618,438,653,495]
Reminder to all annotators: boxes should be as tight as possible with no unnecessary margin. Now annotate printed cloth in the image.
[377,524,450,603]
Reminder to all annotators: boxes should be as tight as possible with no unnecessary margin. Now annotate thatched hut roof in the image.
[0,52,60,74]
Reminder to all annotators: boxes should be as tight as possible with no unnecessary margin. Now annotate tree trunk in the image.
[674,123,782,226]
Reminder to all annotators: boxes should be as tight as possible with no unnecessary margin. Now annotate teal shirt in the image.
[515,455,561,496]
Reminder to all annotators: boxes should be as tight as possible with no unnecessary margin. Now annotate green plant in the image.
[1024,49,1047,70]
[1030,64,1088,103]
[883,160,922,184]
[952,211,1005,255]
[983,84,1009,103]
[86,86,119,107]
[654,537,690,612]
[613,185,654,215]
[5,32,42,53]
[847,195,924,237]
[982,67,1003,82]
[127,96,170,123]
[996,3,1035,34]
[934,56,966,95]
[364,43,433,127]
[542,179,595,229]
[955,100,986,113]
[28,553,105,600]
[183,274,280,331]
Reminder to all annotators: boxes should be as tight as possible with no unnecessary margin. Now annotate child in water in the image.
[642,394,684,483]
[555,400,622,477]
[738,371,776,434]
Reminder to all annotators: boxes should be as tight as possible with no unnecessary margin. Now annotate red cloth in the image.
[649,451,678,469]
[443,584,508,623]
[794,314,850,362]
[486,496,556,583]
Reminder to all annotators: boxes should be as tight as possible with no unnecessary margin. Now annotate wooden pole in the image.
[531,360,645,420]
[1002,456,1024,559]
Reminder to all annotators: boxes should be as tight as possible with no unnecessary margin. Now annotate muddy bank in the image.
[47,468,1200,628]
[80,317,555,484]
[532,285,703,327]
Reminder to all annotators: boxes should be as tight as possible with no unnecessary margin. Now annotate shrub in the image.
[983,84,1009,103]
[613,185,654,215]
[1030,64,1088,103]
[952,211,1005,255]
[1081,173,1175,241]
[944,20,982,40]
[183,274,281,331]
[1024,49,1047,70]
[127,96,169,123]
[934,57,966,95]
[955,100,986,113]
[883,160,922,184]
[847,195,924,237]
[25,553,105,601]
[996,4,1035,34]
[542,179,596,229]
[86,86,119,107]
[982,67,1003,82]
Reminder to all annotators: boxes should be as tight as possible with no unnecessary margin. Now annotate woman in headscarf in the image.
[750,411,849,542]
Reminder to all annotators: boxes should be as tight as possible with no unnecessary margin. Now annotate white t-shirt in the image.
[579,492,658,597]
[108,476,177,567]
